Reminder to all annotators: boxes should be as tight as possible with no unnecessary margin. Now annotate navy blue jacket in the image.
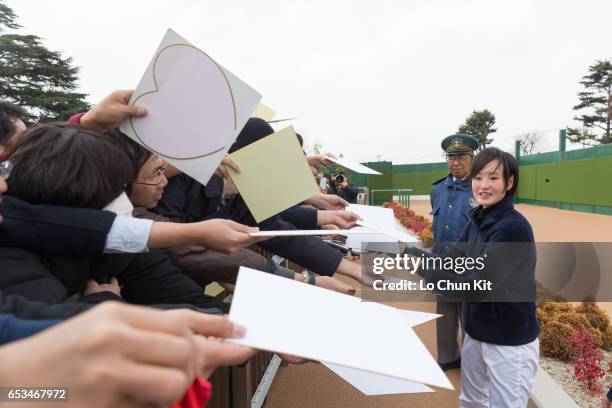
[0,314,59,345]
[430,174,475,244]
[418,195,539,346]
[279,205,318,229]
[0,196,115,257]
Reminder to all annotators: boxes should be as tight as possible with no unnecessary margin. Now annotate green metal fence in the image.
[370,188,413,207]
[337,139,612,214]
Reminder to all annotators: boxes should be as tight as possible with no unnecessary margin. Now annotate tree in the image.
[516,132,543,156]
[0,3,19,32]
[0,1,90,123]
[457,109,497,150]
[567,60,612,145]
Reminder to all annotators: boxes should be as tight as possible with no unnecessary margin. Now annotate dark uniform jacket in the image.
[430,174,475,244]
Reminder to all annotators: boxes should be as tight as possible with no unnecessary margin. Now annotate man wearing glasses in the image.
[430,133,479,371]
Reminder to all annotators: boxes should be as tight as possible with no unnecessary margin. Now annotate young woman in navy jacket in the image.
[415,147,539,407]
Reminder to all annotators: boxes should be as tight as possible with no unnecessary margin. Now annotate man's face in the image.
[129,155,168,209]
[446,153,473,179]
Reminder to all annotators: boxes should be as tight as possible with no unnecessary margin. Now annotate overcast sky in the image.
[5,0,612,163]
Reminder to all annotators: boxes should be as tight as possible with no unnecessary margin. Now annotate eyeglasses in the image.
[0,161,13,180]
[133,166,166,187]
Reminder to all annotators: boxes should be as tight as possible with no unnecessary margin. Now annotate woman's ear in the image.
[506,175,514,191]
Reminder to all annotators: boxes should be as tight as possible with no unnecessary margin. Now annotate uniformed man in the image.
[430,133,479,371]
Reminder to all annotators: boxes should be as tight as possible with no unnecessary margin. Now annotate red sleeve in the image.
[67,112,86,125]
[172,378,212,408]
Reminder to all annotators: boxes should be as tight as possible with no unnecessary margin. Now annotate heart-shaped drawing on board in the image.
[130,44,237,159]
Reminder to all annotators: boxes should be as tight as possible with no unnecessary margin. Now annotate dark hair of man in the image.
[295,132,304,147]
[469,147,519,197]
[0,102,26,145]
[7,124,134,209]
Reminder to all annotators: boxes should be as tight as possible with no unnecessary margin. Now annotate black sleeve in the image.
[345,184,359,202]
[257,216,344,277]
[0,196,116,258]
[116,251,229,314]
[80,292,124,304]
[278,205,318,229]
[0,290,91,320]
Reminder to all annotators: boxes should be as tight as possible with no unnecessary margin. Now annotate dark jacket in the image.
[417,195,539,346]
[278,205,318,230]
[132,206,268,286]
[328,183,359,204]
[430,174,474,244]
[0,196,115,257]
[0,196,121,319]
[154,173,223,223]
[0,289,90,320]
[0,313,59,345]
[155,174,344,277]
[0,247,229,319]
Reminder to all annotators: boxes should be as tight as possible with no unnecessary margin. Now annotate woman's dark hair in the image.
[106,128,152,194]
[7,124,134,209]
[469,147,519,197]
[0,102,26,145]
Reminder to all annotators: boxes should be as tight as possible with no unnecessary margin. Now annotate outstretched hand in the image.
[80,90,146,133]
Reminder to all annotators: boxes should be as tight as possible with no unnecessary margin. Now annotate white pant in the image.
[459,333,539,408]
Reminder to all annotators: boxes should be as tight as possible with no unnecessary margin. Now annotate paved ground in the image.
[265,199,612,407]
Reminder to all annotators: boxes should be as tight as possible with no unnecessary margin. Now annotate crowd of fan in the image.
[0,90,372,407]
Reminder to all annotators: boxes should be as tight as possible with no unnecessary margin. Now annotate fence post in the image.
[559,129,566,153]
[515,140,521,160]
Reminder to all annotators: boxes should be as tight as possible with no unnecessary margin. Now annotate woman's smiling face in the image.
[471,159,514,208]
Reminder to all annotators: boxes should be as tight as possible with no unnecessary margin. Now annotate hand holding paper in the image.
[119,29,261,186]
[345,204,418,248]
[304,193,349,210]
[165,219,267,254]
[317,210,362,229]
[81,90,146,133]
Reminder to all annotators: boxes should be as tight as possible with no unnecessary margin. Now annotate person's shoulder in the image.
[431,175,449,198]
[490,209,534,242]
[432,174,449,186]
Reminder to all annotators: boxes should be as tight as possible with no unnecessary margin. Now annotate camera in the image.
[333,173,345,184]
